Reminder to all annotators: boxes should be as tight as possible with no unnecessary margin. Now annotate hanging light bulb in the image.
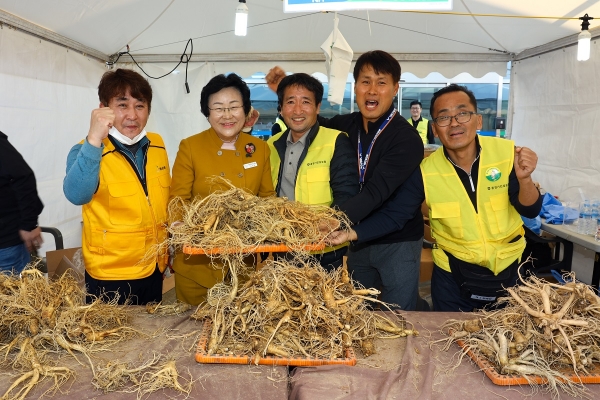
[235,0,248,37]
[578,14,594,61]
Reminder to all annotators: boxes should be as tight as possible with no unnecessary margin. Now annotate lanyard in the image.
[357,109,397,190]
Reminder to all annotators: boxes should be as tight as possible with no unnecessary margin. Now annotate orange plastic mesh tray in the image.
[455,337,600,385]
[195,320,356,366]
[183,242,325,255]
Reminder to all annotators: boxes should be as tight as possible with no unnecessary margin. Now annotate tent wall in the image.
[0,27,106,254]
[0,26,216,256]
[510,41,600,200]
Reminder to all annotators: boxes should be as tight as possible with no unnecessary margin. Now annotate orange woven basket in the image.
[455,337,600,385]
[183,242,326,255]
[195,320,356,366]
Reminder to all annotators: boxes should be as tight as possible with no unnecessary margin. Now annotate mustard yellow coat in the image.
[169,128,275,305]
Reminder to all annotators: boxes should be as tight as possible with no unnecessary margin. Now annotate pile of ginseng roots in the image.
[0,267,134,400]
[0,266,191,400]
[192,257,417,363]
[438,270,600,398]
[167,177,351,255]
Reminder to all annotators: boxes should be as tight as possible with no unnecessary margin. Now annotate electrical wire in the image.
[395,10,580,20]
[131,13,320,53]
[107,39,194,93]
[336,12,507,53]
[111,9,585,58]
[460,0,507,53]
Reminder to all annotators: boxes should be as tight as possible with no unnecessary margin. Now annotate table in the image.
[0,310,288,400]
[289,312,600,400]
[541,218,600,290]
[5,310,600,399]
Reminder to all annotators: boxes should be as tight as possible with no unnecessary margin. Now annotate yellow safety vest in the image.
[268,126,347,252]
[274,118,287,135]
[411,117,429,145]
[82,133,171,280]
[421,136,525,275]
[268,126,342,206]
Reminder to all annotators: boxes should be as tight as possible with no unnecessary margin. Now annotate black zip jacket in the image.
[318,106,424,246]
[271,122,358,209]
[0,132,44,248]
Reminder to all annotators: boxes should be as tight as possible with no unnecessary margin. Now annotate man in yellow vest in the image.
[267,73,357,270]
[63,69,170,305]
[329,84,541,312]
[408,100,435,145]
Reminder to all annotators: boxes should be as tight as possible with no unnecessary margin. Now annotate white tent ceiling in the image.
[1,0,600,254]
[2,0,600,77]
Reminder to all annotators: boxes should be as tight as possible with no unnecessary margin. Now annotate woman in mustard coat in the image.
[169,73,275,305]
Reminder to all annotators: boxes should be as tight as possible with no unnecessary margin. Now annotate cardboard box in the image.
[46,248,81,279]
[45,247,175,294]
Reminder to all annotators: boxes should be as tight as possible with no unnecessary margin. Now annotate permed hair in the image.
[200,73,251,118]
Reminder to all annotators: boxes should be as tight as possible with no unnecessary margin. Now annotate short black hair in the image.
[98,69,153,113]
[430,84,477,116]
[276,73,323,107]
[353,50,400,84]
[200,73,251,117]
[409,100,422,108]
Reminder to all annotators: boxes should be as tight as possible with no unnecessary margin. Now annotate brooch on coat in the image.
[245,143,255,157]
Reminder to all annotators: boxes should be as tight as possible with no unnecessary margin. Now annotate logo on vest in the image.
[156,165,167,172]
[485,167,501,182]
[306,160,326,167]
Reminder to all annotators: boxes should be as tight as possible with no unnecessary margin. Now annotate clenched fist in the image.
[87,106,115,148]
[514,146,537,181]
[265,66,286,93]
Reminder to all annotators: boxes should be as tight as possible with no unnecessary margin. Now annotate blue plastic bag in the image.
[521,215,541,234]
[540,192,579,224]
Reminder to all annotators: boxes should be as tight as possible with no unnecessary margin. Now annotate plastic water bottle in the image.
[578,200,592,235]
[591,200,600,236]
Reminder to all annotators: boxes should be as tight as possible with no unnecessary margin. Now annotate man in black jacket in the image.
[267,51,424,309]
[0,131,44,274]
[267,73,357,270]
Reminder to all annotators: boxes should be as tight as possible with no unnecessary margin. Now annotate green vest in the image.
[411,117,429,145]
[420,136,525,275]
[268,126,341,206]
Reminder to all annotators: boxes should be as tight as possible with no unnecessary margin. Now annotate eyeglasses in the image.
[432,111,477,127]
[208,106,244,116]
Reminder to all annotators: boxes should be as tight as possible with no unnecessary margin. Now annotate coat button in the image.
[235,151,240,157]
[238,173,243,178]
[217,150,222,156]
[220,172,225,177]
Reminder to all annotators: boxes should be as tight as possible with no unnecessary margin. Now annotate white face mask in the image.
[108,126,147,145]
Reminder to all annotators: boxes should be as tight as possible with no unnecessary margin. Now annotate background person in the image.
[267,73,356,270]
[169,73,275,306]
[63,68,170,305]
[407,100,436,145]
[267,50,424,311]
[0,131,44,274]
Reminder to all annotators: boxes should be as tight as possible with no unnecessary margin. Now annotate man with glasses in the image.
[329,84,541,312]
[267,73,356,270]
[408,100,435,145]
